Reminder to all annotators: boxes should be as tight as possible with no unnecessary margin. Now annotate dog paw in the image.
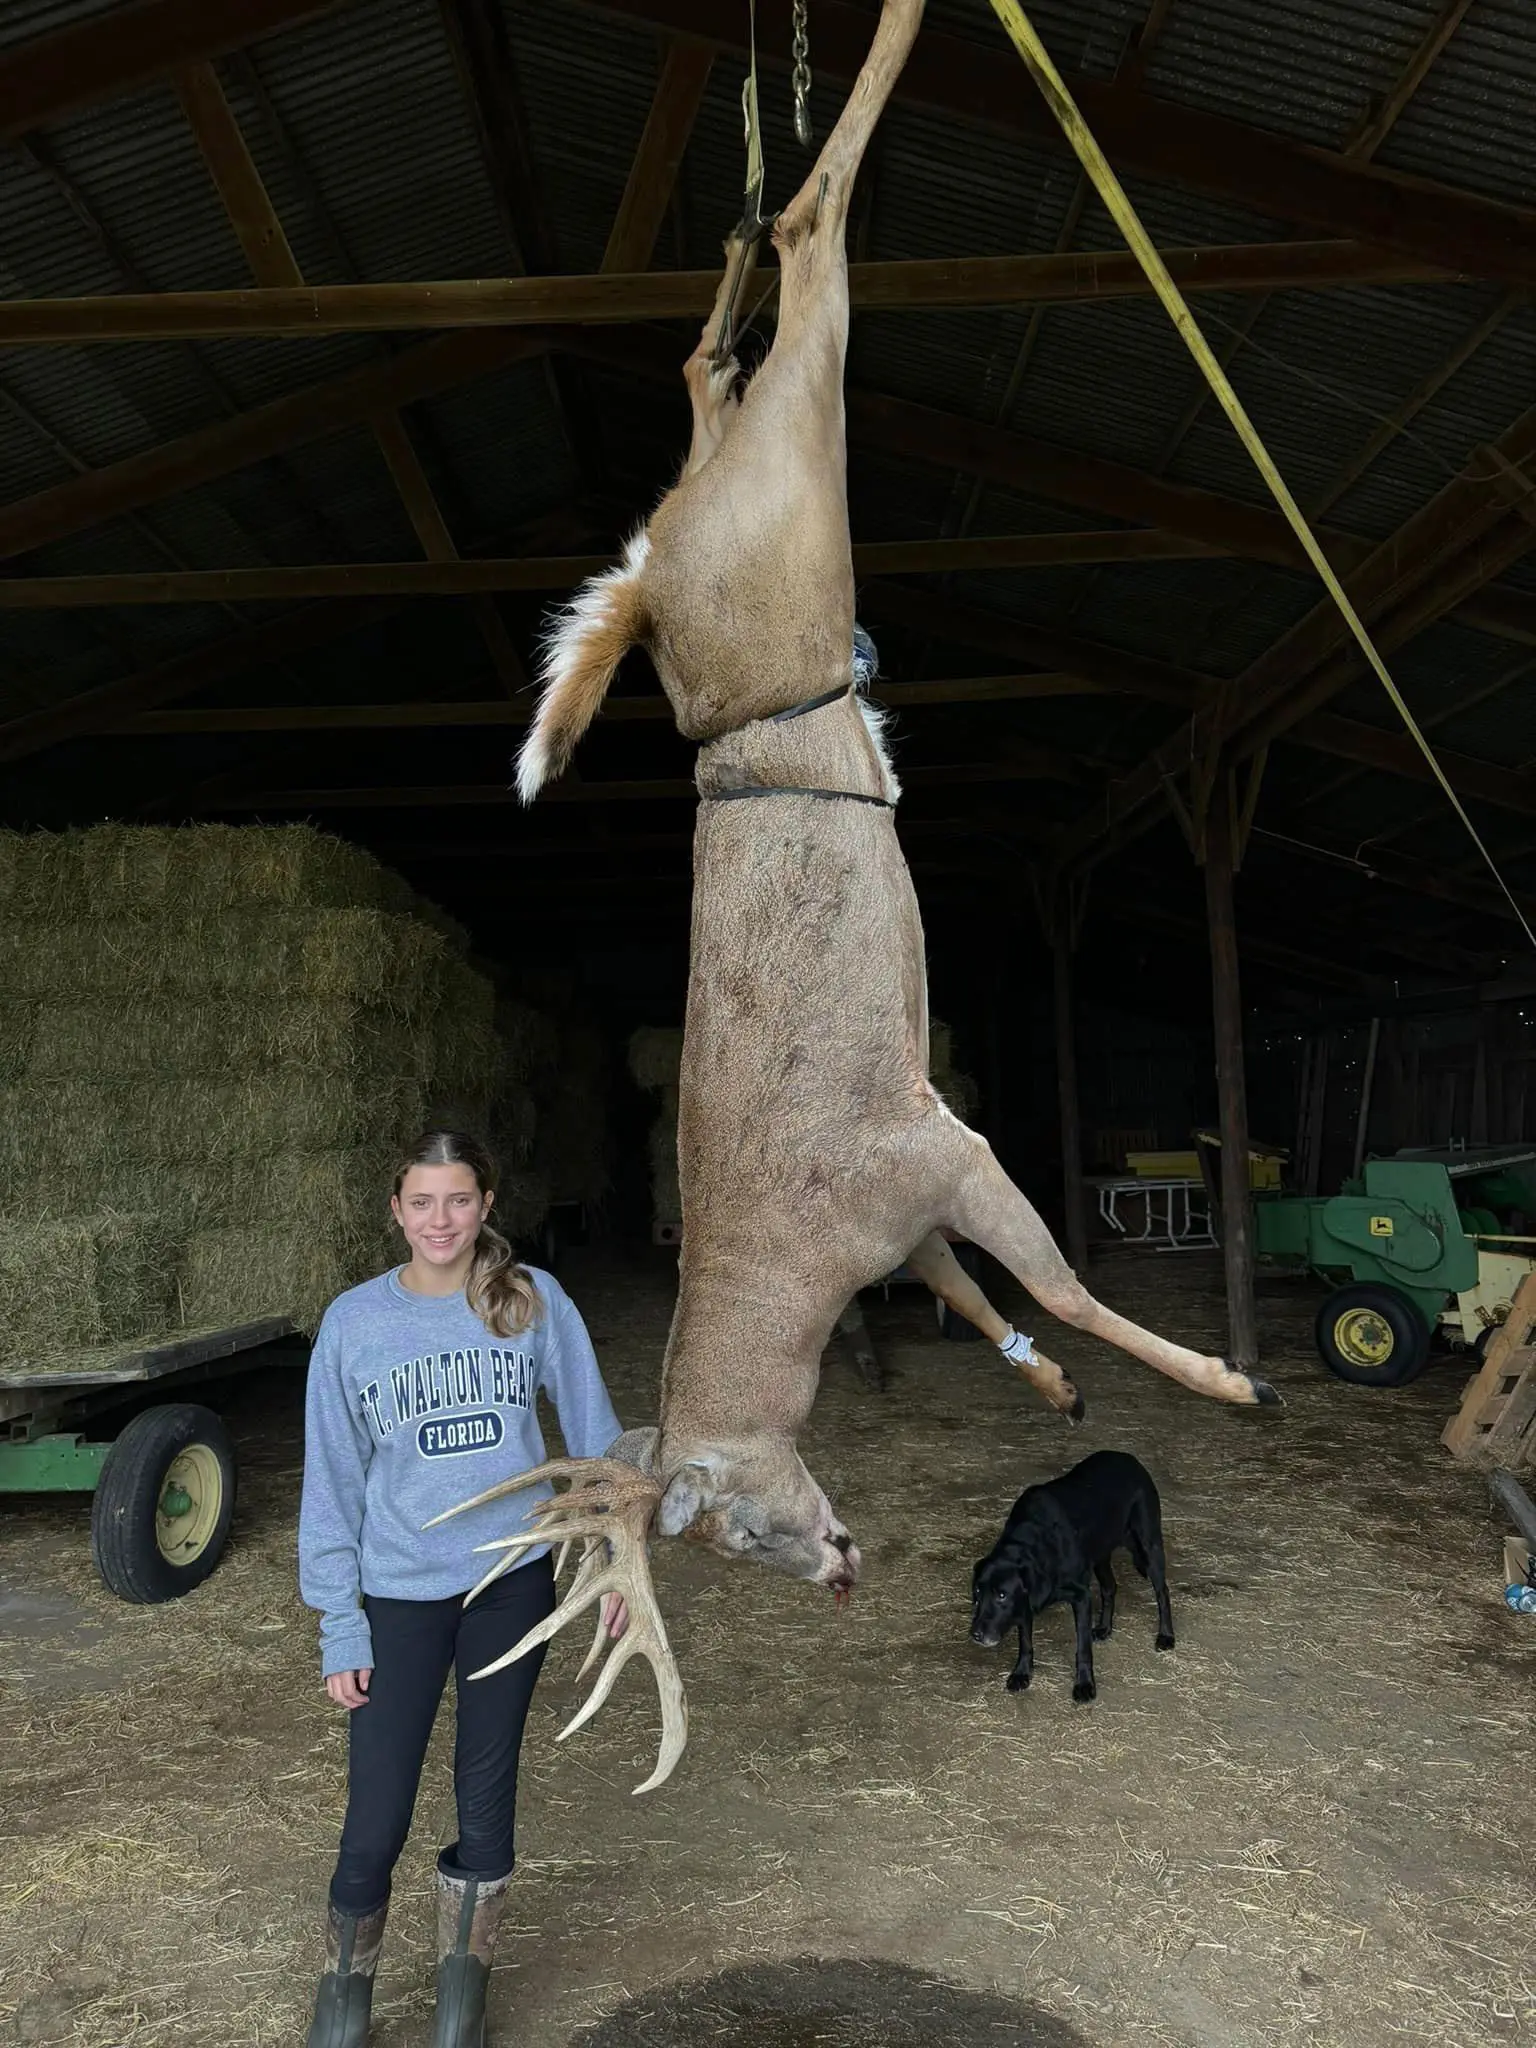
[1005,1671,1031,1693]
[1072,1680,1097,1704]
[1155,1632,1176,1652]
[1092,1623,1112,1641]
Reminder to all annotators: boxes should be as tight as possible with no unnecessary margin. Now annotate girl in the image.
[299,1130,627,2048]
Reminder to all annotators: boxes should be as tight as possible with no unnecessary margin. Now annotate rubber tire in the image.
[937,1240,988,1343]
[90,1403,237,1604]
[1313,1284,1431,1388]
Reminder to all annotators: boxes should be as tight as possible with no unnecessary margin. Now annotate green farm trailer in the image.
[1254,1145,1536,1387]
[0,1320,299,1602]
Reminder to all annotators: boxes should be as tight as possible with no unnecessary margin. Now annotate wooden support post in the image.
[1052,936,1089,1275]
[1203,776,1259,1370]
[1041,874,1090,1277]
[1352,1015,1382,1176]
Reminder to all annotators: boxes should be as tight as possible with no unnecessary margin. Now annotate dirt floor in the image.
[2,1245,1532,2048]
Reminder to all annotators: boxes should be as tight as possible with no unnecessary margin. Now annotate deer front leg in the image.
[923,1119,1281,1407]
[902,1230,1083,1421]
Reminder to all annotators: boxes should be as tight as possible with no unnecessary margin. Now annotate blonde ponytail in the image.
[392,1129,542,1338]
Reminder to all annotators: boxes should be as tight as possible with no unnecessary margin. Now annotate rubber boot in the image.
[432,1851,514,2048]
[306,1896,387,2048]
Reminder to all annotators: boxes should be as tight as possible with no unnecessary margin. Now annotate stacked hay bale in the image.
[624,1018,978,1244]
[0,824,542,1363]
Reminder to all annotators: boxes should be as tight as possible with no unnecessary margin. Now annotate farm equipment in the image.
[0,1321,300,1601]
[1253,1145,1536,1387]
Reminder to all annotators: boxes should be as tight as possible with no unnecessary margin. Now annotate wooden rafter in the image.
[0,243,1458,346]
[0,530,1225,607]
[0,0,346,137]
[1048,388,1536,876]
[172,55,528,691]
[602,39,714,273]
[582,0,1536,286]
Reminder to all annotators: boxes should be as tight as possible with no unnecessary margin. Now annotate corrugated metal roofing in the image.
[0,0,1533,970]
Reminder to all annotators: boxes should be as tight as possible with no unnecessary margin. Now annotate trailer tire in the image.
[1314,1284,1431,1388]
[91,1403,237,1604]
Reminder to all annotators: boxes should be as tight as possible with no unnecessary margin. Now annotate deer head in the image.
[641,1427,861,1592]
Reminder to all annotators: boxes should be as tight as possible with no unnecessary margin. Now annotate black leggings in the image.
[329,1555,557,1914]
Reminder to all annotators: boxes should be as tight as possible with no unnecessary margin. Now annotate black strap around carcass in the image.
[698,681,894,811]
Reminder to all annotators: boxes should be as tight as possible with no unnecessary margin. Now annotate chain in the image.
[791,0,813,148]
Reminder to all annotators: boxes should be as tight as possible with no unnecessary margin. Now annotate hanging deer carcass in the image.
[431,0,1280,1794]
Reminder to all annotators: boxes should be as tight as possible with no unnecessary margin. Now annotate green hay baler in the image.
[1253,1145,1536,1387]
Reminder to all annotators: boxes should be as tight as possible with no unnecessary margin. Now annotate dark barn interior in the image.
[2,4,1535,2045]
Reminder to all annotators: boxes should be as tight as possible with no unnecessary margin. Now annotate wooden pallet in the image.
[1443,1271,1536,1469]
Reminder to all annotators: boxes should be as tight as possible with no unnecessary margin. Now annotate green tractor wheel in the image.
[1314,1284,1432,1388]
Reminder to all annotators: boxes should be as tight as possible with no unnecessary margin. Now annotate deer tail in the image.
[517,530,651,803]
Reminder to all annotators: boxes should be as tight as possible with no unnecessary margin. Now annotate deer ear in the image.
[656,1451,724,1537]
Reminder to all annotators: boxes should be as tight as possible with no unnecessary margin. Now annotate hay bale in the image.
[0,1213,178,1359]
[0,824,407,921]
[0,823,534,1342]
[22,1000,425,1083]
[0,1074,427,1191]
[179,1223,379,1335]
[0,908,454,1007]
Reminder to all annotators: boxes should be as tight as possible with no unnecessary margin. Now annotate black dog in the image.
[970,1450,1174,1702]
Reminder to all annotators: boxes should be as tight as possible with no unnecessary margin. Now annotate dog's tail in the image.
[516,531,651,804]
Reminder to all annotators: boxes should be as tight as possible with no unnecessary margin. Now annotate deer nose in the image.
[830,1531,852,1554]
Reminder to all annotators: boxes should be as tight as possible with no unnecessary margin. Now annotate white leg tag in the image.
[998,1327,1036,1366]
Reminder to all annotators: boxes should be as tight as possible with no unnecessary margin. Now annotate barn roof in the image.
[1,0,1534,1011]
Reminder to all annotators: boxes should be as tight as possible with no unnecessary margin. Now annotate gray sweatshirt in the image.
[298,1265,622,1678]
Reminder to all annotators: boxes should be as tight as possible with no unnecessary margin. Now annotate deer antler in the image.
[423,1456,688,1796]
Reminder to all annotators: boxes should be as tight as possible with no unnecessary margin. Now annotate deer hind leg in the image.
[926,1120,1281,1408]
[680,231,760,477]
[903,1230,1083,1421]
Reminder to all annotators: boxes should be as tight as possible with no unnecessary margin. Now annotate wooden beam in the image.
[1051,933,1089,1273]
[173,59,304,286]
[1050,395,1536,875]
[0,0,345,139]
[0,600,401,765]
[368,411,526,692]
[584,0,1536,287]
[862,582,1536,818]
[108,672,1098,733]
[437,0,551,272]
[0,529,1227,607]
[0,242,1453,345]
[1346,0,1475,162]
[1202,782,1258,1368]
[172,59,527,694]
[1247,828,1536,931]
[0,329,545,564]
[193,756,1100,811]
[602,40,714,273]
[845,388,1369,573]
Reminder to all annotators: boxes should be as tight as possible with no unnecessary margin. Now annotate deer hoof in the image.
[1068,1391,1087,1423]
[1222,1362,1284,1409]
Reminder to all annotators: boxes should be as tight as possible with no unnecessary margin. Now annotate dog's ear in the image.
[971,1558,987,1590]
